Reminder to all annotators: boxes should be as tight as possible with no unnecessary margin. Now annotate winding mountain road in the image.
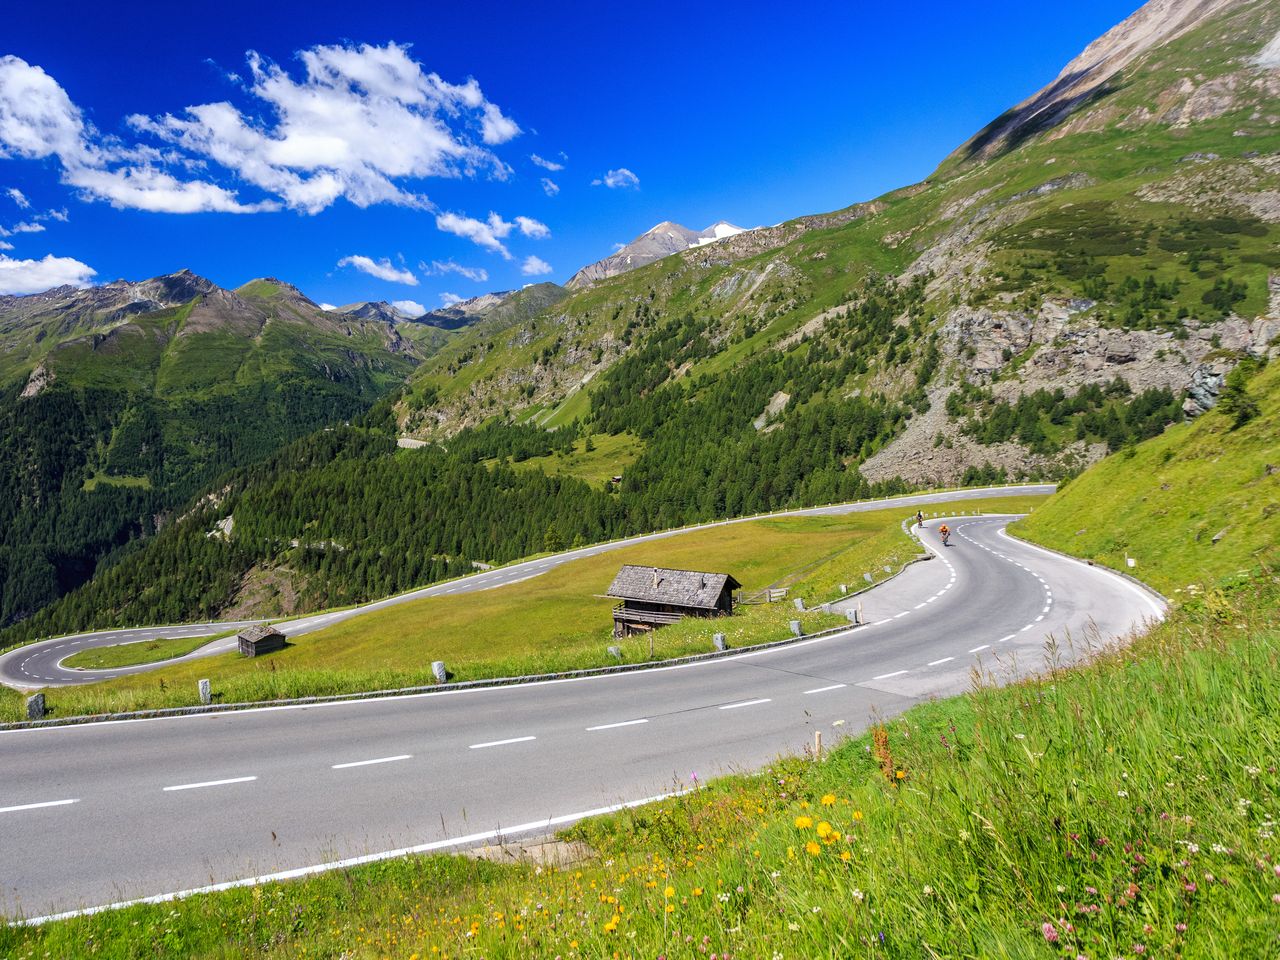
[0,506,1164,922]
[0,485,1054,690]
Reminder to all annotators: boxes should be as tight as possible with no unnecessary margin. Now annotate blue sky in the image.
[0,0,1143,311]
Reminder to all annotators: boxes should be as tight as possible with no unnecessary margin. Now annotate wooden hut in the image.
[238,624,287,658]
[606,565,740,638]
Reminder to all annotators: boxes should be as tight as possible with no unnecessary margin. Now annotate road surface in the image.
[0,513,1163,921]
[0,485,1055,689]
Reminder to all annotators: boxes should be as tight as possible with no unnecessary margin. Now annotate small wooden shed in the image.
[238,624,286,658]
[606,565,740,638]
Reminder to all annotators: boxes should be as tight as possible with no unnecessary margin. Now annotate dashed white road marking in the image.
[163,776,257,792]
[873,670,907,680]
[969,644,990,653]
[0,798,79,814]
[927,657,954,667]
[331,755,411,769]
[469,736,537,749]
[719,698,771,710]
[998,634,1016,643]
[804,683,846,695]
[586,719,649,731]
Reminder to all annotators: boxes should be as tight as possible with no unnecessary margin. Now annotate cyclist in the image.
[939,523,951,546]
[915,510,924,527]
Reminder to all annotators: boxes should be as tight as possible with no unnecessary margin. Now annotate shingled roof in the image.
[237,624,283,643]
[606,565,740,609]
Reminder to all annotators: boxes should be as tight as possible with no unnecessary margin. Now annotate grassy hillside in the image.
[4,401,1276,954]
[1,494,1042,722]
[1016,358,1279,593]
[0,276,434,629]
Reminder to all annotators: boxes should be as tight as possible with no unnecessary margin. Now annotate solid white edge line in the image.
[9,790,682,927]
[162,776,257,792]
[803,683,847,695]
[468,736,536,749]
[331,755,412,769]
[0,798,78,815]
[586,719,649,731]
[872,670,907,680]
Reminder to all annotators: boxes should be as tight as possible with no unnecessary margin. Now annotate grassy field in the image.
[60,633,226,670]
[489,432,644,486]
[0,495,1042,722]
[1015,359,1280,595]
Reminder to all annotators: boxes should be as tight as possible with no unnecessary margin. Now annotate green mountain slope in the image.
[401,0,1278,488]
[0,272,437,626]
[1017,354,1278,592]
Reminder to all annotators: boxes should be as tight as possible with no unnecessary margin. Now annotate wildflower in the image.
[795,815,813,829]
[922,885,934,896]
[693,887,704,897]
[1245,765,1261,776]
[895,770,906,780]
[805,841,821,856]
[816,821,833,838]
[852,888,865,902]
[1133,945,1146,955]
[1041,922,1058,943]
[811,906,821,913]
[603,917,618,933]
[1118,790,1128,798]
[787,922,800,931]
[665,904,675,914]
[820,794,836,806]
[852,810,864,821]
[1272,894,1280,905]
[1176,923,1187,932]
[663,886,675,898]
[840,851,852,862]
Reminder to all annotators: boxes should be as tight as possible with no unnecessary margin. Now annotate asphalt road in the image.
[0,484,1056,689]
[0,513,1164,922]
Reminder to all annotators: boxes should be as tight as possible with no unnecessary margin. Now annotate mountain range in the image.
[1,0,1277,637]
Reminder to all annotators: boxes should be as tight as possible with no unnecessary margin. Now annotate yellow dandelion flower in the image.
[816,821,833,838]
[693,887,704,896]
[821,793,836,806]
[794,815,813,829]
[840,850,852,862]
[663,886,675,898]
[665,904,675,913]
[895,769,906,780]
[805,841,822,856]
[853,810,864,821]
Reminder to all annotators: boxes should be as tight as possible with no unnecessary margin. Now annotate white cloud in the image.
[318,302,337,310]
[0,240,12,250]
[515,215,550,239]
[611,241,627,252]
[520,255,552,276]
[0,55,272,214]
[439,291,463,307]
[391,298,427,317]
[337,254,418,285]
[0,220,45,237]
[0,252,96,294]
[592,167,640,189]
[0,45,523,216]
[530,153,564,171]
[423,259,488,282]
[540,177,559,197]
[435,210,516,258]
[6,187,29,208]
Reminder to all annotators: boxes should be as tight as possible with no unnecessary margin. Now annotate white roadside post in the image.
[198,679,211,705]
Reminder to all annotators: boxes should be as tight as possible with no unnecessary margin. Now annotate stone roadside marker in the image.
[432,660,447,683]
[712,633,727,652]
[789,620,803,638]
[198,679,211,705]
[26,693,45,721]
